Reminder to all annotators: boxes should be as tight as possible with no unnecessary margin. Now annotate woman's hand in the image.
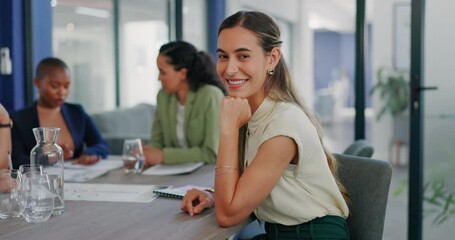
[181,188,214,216]
[142,145,164,167]
[220,97,252,133]
[60,143,74,160]
[73,154,100,165]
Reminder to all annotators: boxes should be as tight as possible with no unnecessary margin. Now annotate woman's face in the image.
[216,26,275,105]
[156,54,187,94]
[34,66,70,108]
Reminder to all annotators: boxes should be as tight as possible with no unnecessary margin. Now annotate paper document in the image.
[63,155,123,171]
[142,162,204,176]
[65,183,163,203]
[44,156,124,183]
[64,169,109,182]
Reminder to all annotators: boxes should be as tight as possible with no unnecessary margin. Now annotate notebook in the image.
[153,185,208,199]
[142,162,204,176]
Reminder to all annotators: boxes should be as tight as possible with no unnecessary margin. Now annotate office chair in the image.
[234,153,392,240]
[334,153,393,240]
[343,139,375,157]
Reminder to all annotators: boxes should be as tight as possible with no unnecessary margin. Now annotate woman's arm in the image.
[148,87,223,165]
[215,135,296,227]
[0,104,12,169]
[74,106,109,164]
[161,92,221,164]
[214,97,297,227]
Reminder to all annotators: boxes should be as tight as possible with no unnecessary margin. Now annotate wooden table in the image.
[0,165,252,240]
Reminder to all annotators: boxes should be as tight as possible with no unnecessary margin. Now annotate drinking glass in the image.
[0,170,21,219]
[122,139,144,174]
[30,127,65,215]
[19,172,55,223]
[18,164,44,176]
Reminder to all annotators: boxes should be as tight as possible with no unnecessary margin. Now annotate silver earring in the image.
[267,69,275,76]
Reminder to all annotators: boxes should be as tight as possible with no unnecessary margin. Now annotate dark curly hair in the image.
[159,41,226,95]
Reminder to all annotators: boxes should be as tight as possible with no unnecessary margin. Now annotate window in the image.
[119,0,169,107]
[183,0,207,51]
[53,0,116,113]
[52,0,170,112]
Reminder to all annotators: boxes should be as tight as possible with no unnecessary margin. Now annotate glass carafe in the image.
[30,127,65,215]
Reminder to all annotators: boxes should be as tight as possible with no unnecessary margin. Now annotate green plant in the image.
[394,180,455,225]
[423,181,455,225]
[370,68,410,120]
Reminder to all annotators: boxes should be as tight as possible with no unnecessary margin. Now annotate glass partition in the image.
[53,0,170,111]
[53,0,115,113]
[119,0,169,107]
[423,0,455,237]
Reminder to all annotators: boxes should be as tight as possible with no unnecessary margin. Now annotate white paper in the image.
[65,183,160,203]
[63,169,109,182]
[141,162,204,176]
[44,156,124,183]
[63,155,123,171]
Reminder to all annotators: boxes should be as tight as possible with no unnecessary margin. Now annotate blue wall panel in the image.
[0,0,26,112]
[207,0,225,60]
[0,0,52,112]
[314,31,341,90]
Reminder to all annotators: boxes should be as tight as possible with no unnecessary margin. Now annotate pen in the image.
[7,151,13,170]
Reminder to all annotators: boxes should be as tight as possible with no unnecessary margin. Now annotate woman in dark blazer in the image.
[10,57,109,169]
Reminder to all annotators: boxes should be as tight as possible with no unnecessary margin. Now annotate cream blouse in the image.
[245,98,349,225]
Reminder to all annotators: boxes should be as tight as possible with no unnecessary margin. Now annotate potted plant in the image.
[370,67,410,121]
[370,67,410,166]
[372,68,455,225]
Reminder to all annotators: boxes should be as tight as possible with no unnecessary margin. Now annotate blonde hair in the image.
[219,11,349,204]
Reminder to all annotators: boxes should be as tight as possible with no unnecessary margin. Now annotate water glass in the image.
[122,139,144,174]
[0,170,21,219]
[18,164,44,176]
[45,171,65,215]
[19,172,55,223]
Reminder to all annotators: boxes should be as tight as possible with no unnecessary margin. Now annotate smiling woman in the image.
[181,11,350,240]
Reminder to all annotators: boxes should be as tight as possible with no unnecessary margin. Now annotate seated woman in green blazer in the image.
[143,41,226,166]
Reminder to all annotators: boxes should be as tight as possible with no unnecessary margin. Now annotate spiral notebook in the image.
[142,162,204,176]
[153,185,208,199]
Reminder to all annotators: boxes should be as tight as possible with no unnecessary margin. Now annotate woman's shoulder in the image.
[272,101,305,118]
[197,84,224,96]
[62,102,85,113]
[193,85,224,102]
[156,89,172,102]
[12,104,33,116]
[267,101,312,130]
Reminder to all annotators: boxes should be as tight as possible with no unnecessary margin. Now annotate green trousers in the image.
[251,215,350,240]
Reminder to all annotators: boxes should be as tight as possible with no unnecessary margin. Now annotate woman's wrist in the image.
[204,188,215,207]
[0,118,12,128]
